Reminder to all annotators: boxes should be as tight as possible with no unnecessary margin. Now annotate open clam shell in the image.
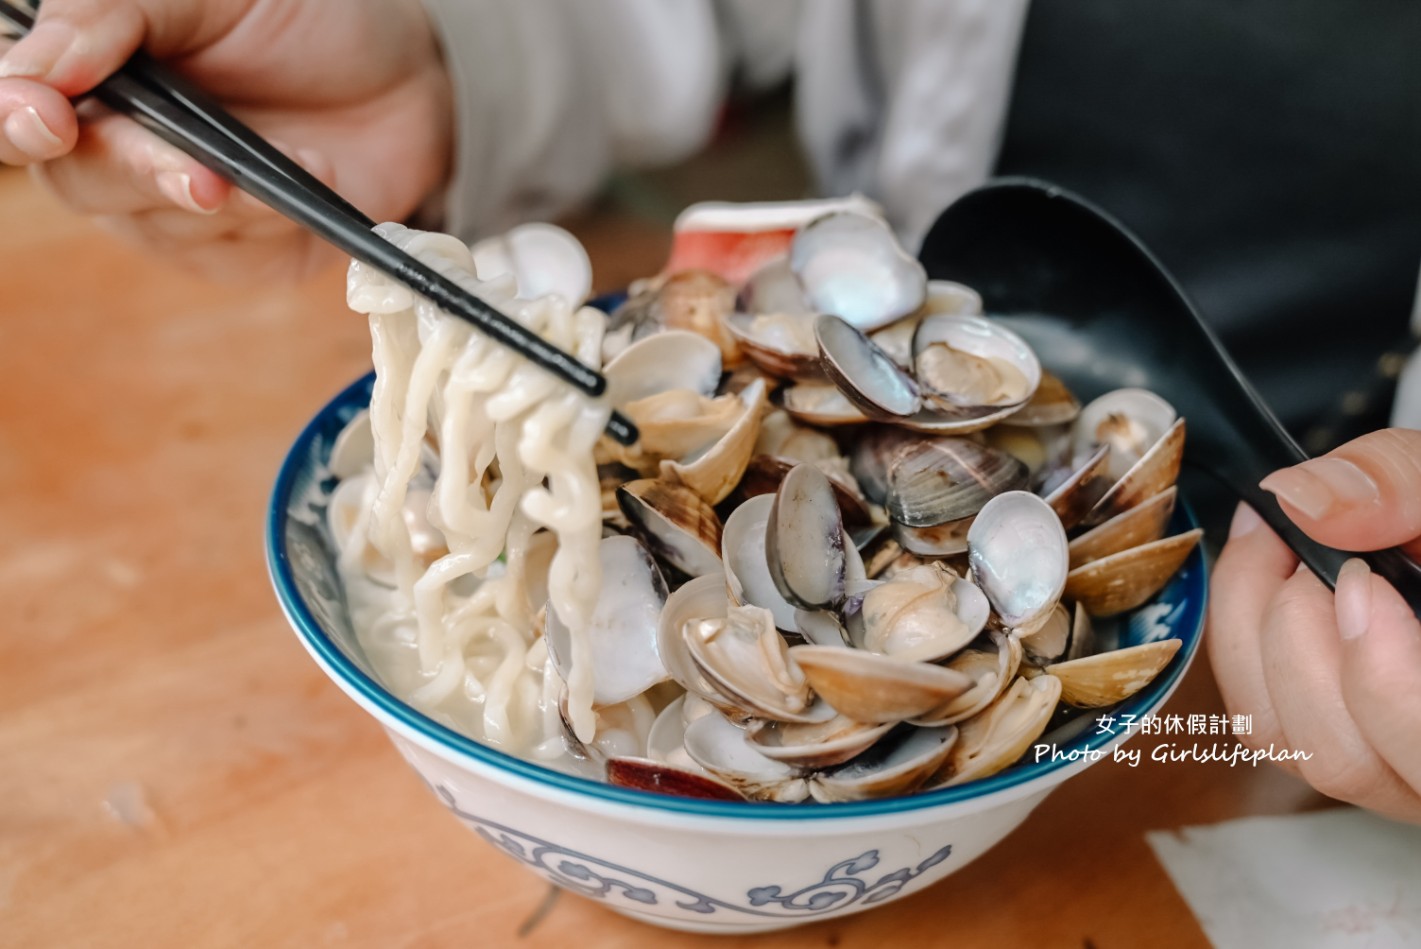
[1068,486,1177,569]
[683,712,810,803]
[604,329,723,405]
[1071,388,1177,482]
[787,645,975,724]
[1045,638,1182,707]
[794,608,852,647]
[739,255,814,317]
[808,725,960,804]
[767,463,848,610]
[911,314,1041,412]
[849,426,919,506]
[683,605,826,724]
[967,491,1069,636]
[746,715,895,769]
[545,535,670,707]
[1065,528,1203,617]
[651,269,742,365]
[725,311,824,380]
[655,574,743,715]
[722,493,801,633]
[935,674,1062,787]
[617,479,723,579]
[646,693,707,772]
[816,314,923,420]
[1018,601,1094,666]
[660,377,768,504]
[913,631,1023,727]
[790,211,927,332]
[885,437,1028,528]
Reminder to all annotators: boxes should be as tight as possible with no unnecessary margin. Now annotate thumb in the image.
[1260,428,1421,552]
[0,1,236,96]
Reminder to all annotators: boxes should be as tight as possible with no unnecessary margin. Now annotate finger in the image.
[1258,566,1421,821]
[0,1,239,97]
[1260,429,1421,551]
[34,111,229,214]
[0,78,76,163]
[1207,504,1299,767]
[1337,559,1421,798]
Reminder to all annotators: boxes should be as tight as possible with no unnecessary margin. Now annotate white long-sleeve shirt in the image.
[419,0,1419,428]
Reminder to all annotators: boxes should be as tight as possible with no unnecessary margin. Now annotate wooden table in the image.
[0,167,1329,948]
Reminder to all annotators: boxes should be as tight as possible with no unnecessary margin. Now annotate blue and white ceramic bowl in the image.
[267,373,1208,935]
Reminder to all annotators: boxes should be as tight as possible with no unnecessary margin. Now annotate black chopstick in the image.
[0,1,639,446]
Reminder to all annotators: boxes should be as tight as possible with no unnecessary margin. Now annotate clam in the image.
[816,314,923,420]
[660,377,768,504]
[1045,638,1182,707]
[852,563,989,662]
[683,605,825,723]
[616,479,722,579]
[911,314,1041,413]
[1068,487,1177,569]
[788,645,975,724]
[746,715,895,769]
[967,491,1069,636]
[655,574,741,715]
[1040,442,1112,531]
[1065,528,1203,616]
[790,211,927,332]
[604,329,723,405]
[616,388,741,467]
[776,382,872,426]
[871,280,983,368]
[606,757,745,801]
[1086,418,1186,525]
[470,222,591,304]
[646,693,706,772]
[767,463,848,610]
[653,269,743,365]
[738,256,814,317]
[809,725,960,804]
[545,535,670,707]
[725,310,824,381]
[722,493,801,633]
[1018,600,1095,666]
[885,437,1029,528]
[936,674,1062,787]
[913,631,1023,726]
[754,409,844,466]
[682,711,810,802]
[1071,388,1177,482]
[893,403,1006,437]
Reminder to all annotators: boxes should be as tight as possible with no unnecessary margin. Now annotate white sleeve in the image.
[420,0,726,240]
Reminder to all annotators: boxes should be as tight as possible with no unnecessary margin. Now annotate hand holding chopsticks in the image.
[0,0,639,445]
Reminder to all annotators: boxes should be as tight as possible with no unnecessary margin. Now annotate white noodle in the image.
[333,223,610,760]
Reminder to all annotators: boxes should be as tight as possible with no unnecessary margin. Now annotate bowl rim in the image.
[266,371,1208,821]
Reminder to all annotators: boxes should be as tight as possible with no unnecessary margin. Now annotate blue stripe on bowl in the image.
[266,372,1208,820]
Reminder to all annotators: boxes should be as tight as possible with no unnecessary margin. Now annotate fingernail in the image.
[2,106,63,157]
[1335,558,1372,640]
[1260,459,1379,520]
[1229,502,1263,539]
[0,20,76,79]
[155,171,212,214]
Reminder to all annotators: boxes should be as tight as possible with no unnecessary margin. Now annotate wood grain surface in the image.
[0,168,1331,949]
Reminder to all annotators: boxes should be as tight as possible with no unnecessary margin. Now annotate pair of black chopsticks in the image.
[0,1,638,446]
